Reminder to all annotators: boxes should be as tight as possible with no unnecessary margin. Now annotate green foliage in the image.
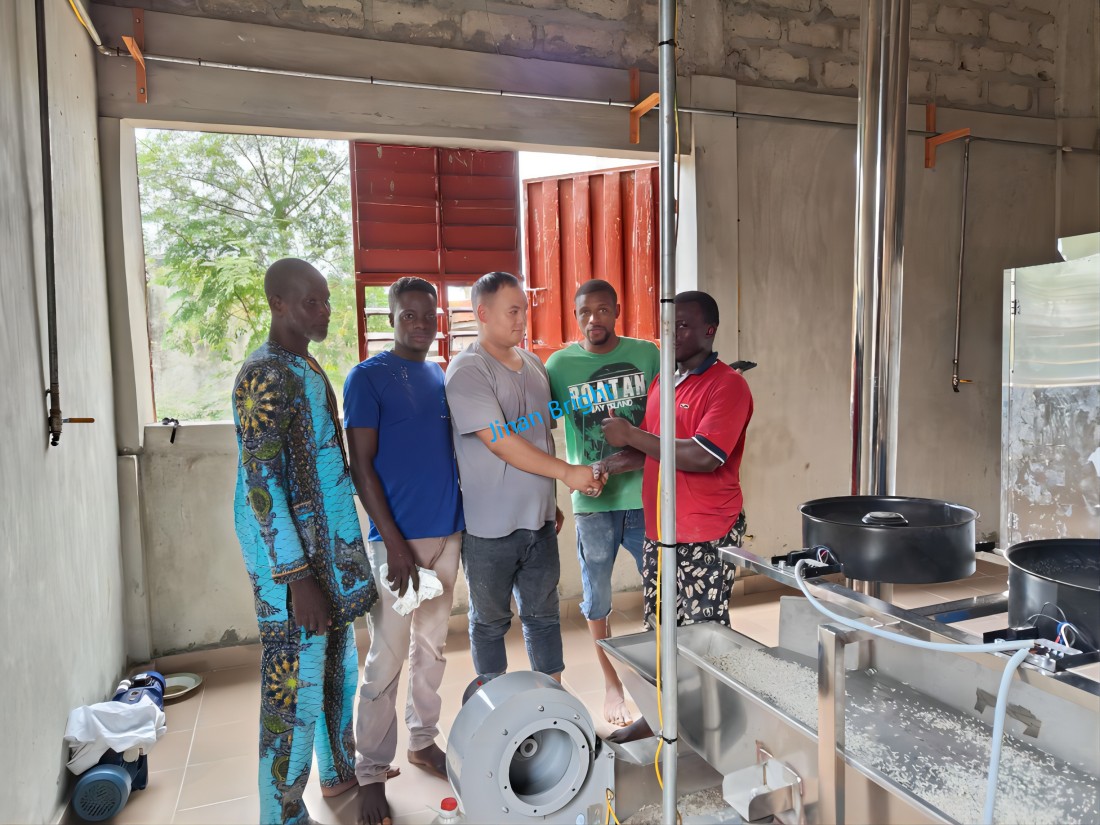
[137,130,386,420]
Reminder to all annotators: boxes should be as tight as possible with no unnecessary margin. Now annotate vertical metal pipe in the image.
[657,0,679,820]
[36,0,62,446]
[817,624,849,824]
[952,138,971,392]
[851,0,911,497]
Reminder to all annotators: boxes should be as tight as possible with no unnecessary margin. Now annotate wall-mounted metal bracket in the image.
[629,67,659,145]
[121,9,147,103]
[924,103,970,169]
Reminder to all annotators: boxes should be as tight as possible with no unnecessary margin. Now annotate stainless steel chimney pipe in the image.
[851,0,912,499]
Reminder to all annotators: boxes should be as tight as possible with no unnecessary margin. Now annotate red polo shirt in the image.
[640,353,753,543]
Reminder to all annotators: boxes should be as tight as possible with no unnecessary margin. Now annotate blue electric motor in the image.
[71,672,166,823]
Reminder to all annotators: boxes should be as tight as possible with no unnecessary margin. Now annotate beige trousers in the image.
[355,532,461,785]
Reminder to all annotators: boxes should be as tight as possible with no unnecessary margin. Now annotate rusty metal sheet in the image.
[524,164,660,361]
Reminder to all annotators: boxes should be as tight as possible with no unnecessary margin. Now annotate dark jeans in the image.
[461,521,564,678]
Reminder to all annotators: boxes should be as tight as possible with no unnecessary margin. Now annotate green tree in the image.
[137,130,383,419]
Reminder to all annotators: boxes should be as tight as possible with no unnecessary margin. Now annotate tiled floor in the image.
[93,563,1016,825]
[98,593,653,825]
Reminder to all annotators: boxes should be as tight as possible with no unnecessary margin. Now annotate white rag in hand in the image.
[378,564,444,616]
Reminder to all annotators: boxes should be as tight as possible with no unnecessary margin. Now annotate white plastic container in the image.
[430,797,462,824]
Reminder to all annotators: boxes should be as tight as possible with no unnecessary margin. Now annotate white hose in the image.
[793,560,1034,825]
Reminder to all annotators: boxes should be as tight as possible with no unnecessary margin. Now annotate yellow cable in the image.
[606,789,623,825]
[654,463,664,789]
[66,0,93,37]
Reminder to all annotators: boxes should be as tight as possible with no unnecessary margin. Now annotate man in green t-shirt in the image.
[546,279,659,727]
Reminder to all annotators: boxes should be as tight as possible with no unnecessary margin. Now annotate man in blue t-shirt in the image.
[344,278,464,825]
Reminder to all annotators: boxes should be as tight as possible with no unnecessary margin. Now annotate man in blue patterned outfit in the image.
[232,258,377,825]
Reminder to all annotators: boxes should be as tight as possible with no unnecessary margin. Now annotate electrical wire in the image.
[66,0,92,36]
[793,559,1037,825]
[1054,621,1079,648]
[606,789,623,825]
[1026,602,1067,625]
[654,463,665,790]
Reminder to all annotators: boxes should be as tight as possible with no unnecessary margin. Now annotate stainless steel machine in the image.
[602,546,1100,825]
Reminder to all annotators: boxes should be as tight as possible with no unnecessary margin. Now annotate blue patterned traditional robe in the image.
[232,341,376,825]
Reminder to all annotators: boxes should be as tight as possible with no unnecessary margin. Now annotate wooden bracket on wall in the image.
[924,103,969,168]
[629,67,659,145]
[121,8,147,104]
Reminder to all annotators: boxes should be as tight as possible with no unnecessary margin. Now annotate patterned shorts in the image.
[642,512,747,630]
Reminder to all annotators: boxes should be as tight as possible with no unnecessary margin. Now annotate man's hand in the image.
[600,408,635,448]
[289,575,332,636]
[562,463,604,496]
[590,461,610,484]
[385,537,420,598]
[555,506,565,535]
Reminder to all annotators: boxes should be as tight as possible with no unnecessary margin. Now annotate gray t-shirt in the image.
[445,341,557,539]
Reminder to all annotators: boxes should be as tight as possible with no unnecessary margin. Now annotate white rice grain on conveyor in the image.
[623,787,730,825]
[704,648,1097,825]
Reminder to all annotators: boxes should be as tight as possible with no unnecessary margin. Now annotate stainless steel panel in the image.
[1001,248,1100,544]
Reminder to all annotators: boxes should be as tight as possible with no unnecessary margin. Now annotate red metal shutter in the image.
[350,142,519,362]
[523,164,660,362]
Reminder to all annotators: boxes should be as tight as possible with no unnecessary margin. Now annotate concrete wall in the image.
[732,115,1059,551]
[0,3,124,823]
[95,0,1082,118]
[139,423,636,654]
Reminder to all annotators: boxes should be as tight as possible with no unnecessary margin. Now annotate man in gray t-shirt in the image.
[445,271,604,681]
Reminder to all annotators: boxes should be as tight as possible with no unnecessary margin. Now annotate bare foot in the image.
[385,767,401,779]
[408,742,448,781]
[357,783,392,825]
[603,685,633,727]
[605,717,654,744]
[322,776,358,798]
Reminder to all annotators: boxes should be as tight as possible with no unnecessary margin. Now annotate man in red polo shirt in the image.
[595,290,752,742]
[598,290,753,623]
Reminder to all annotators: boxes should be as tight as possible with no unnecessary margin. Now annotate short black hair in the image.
[388,277,437,313]
[575,278,617,304]
[675,290,720,326]
[472,271,521,307]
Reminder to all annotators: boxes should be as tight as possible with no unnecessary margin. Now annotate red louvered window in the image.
[349,142,520,363]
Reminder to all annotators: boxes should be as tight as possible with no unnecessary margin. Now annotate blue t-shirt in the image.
[343,351,464,542]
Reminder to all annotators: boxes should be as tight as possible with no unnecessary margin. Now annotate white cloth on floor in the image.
[377,563,444,616]
[64,695,167,775]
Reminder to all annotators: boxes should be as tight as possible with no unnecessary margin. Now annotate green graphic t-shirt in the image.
[546,337,660,514]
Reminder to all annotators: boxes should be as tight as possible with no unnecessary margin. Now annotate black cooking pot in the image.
[799,495,977,584]
[1006,539,1100,650]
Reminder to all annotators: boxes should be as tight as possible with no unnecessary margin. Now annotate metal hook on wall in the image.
[160,417,180,444]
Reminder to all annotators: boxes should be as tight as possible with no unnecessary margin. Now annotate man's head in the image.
[673,291,720,364]
[574,279,620,349]
[388,277,438,356]
[472,271,527,349]
[264,258,331,343]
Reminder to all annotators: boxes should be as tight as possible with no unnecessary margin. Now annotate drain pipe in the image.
[952,137,972,392]
[850,0,911,499]
[656,0,679,820]
[35,0,63,446]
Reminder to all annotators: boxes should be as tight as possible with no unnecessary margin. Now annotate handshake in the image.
[561,462,610,498]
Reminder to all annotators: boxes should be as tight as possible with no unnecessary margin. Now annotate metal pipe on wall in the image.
[952,138,972,392]
[851,0,912,498]
[35,0,63,446]
[656,0,679,820]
